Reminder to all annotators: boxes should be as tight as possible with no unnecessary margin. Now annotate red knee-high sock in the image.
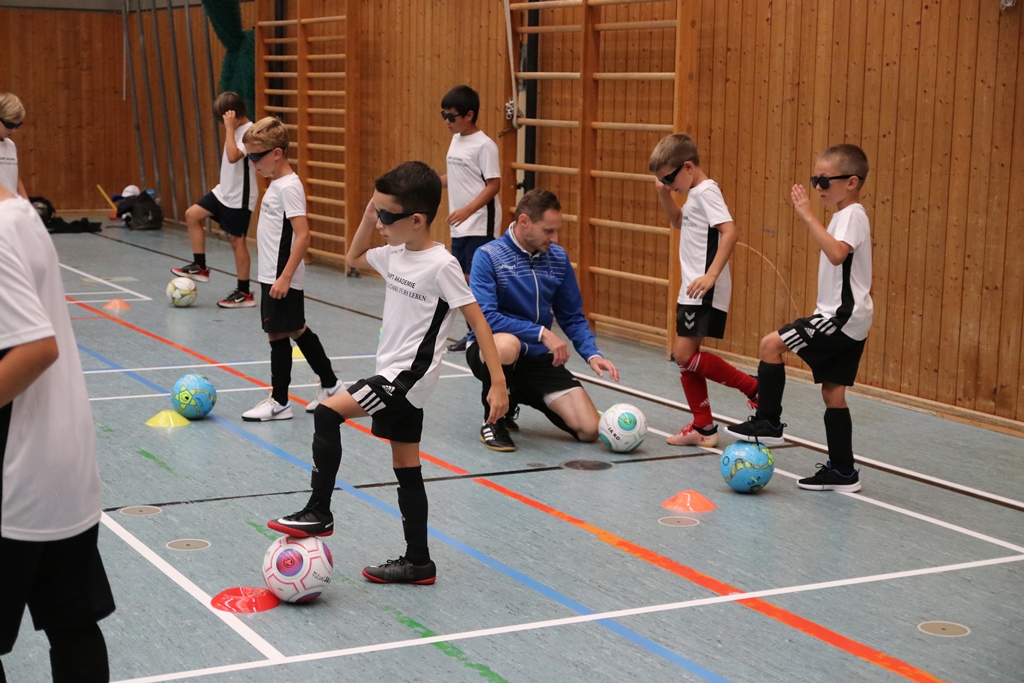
[679,367,712,428]
[685,351,757,398]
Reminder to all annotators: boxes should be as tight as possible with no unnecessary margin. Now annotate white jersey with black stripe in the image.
[256,173,306,289]
[814,203,873,341]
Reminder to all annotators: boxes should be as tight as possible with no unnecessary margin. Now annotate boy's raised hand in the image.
[223,110,237,130]
[791,183,815,222]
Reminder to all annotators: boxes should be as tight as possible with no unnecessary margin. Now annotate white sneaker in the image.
[306,380,343,412]
[242,397,293,422]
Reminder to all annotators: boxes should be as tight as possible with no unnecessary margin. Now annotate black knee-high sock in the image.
[294,327,338,388]
[755,361,786,424]
[270,337,292,405]
[824,407,855,474]
[394,466,430,564]
[47,624,109,683]
[308,404,345,510]
[478,364,514,422]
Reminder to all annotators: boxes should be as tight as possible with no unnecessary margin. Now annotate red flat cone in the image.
[211,587,280,613]
[662,490,716,513]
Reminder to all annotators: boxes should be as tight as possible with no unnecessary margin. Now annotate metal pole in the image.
[134,0,163,212]
[201,2,220,153]
[122,0,147,189]
[149,0,179,222]
[181,0,208,192]
[164,0,194,213]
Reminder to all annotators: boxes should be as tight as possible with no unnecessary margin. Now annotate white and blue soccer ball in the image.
[720,441,775,493]
[263,536,333,604]
[166,277,198,307]
[171,373,217,420]
[598,403,648,453]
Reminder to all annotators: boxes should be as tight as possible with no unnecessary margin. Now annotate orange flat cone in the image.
[662,490,716,513]
[103,298,132,311]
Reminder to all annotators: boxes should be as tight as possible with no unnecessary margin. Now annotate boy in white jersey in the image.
[0,184,114,680]
[439,85,501,353]
[0,93,28,198]
[649,134,758,447]
[267,161,508,585]
[172,92,259,308]
[240,117,342,421]
[728,144,873,492]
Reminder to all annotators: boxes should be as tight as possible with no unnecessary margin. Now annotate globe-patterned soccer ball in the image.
[598,403,648,453]
[720,441,775,492]
[263,536,334,603]
[166,277,198,307]
[171,374,217,419]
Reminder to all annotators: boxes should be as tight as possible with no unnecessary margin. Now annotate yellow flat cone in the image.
[662,490,716,513]
[103,298,131,311]
[146,410,190,427]
[292,346,305,359]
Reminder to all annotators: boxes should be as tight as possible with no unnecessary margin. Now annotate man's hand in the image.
[590,356,619,382]
[540,327,570,366]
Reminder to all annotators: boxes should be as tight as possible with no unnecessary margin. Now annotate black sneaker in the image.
[362,556,437,585]
[503,406,520,432]
[446,335,468,352]
[217,288,256,308]
[267,507,334,537]
[797,462,862,492]
[171,262,211,283]
[724,416,786,446]
[480,420,516,452]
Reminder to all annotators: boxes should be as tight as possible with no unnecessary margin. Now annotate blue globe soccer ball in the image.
[720,441,775,493]
[171,374,217,420]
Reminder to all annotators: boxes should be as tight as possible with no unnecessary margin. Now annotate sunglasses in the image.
[440,111,460,123]
[1,119,23,130]
[810,174,854,190]
[659,164,685,186]
[246,148,274,164]
[375,208,418,225]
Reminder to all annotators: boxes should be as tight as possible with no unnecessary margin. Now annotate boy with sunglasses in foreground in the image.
[649,134,758,447]
[239,117,342,422]
[728,144,873,492]
[268,161,507,584]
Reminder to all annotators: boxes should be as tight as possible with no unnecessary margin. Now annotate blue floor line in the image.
[79,342,731,683]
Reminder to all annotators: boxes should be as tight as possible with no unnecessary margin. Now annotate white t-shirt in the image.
[0,139,18,195]
[678,179,733,312]
[815,202,873,341]
[365,243,476,407]
[256,173,306,289]
[445,130,501,239]
[212,121,257,210]
[0,197,102,541]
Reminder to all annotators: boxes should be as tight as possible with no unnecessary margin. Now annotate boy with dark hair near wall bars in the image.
[240,117,342,421]
[728,144,873,493]
[439,84,502,353]
[649,134,759,447]
[267,161,507,585]
[172,91,259,309]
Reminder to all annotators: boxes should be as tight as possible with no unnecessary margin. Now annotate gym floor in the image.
[4,223,1023,682]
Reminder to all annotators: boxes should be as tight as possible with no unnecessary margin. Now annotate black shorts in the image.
[451,236,493,275]
[1,524,115,653]
[347,375,425,443]
[195,192,252,237]
[676,304,728,339]
[260,283,306,334]
[467,342,582,409]
[778,316,866,386]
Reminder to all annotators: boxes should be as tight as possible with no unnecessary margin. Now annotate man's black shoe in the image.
[362,556,437,584]
[480,421,516,452]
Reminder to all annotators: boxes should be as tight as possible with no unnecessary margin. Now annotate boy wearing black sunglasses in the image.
[728,144,873,493]
[0,92,28,199]
[238,117,342,422]
[439,85,502,353]
[267,161,507,585]
[649,134,759,448]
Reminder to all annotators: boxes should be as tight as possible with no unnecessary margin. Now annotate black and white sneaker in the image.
[480,420,516,452]
[797,462,862,492]
[725,416,786,446]
[267,507,334,537]
[362,556,436,585]
[217,288,256,308]
[170,262,211,282]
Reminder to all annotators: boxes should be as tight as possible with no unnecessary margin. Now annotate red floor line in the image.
[76,299,946,683]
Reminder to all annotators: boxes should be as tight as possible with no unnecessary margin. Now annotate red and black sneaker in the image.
[171,262,211,283]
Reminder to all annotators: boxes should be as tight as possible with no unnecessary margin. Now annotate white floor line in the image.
[100,513,283,662]
[82,355,374,375]
[111,553,1024,683]
[61,263,153,301]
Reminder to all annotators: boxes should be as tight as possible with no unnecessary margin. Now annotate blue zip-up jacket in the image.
[468,226,602,361]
